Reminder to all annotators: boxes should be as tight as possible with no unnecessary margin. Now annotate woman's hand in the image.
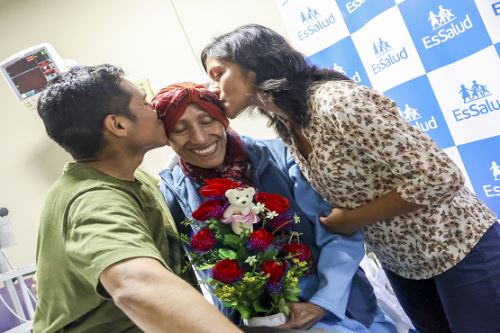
[319,207,359,235]
[278,302,326,329]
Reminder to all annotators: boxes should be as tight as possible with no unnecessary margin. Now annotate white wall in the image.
[0,0,287,267]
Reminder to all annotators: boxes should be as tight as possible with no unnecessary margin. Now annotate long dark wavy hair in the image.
[201,24,350,139]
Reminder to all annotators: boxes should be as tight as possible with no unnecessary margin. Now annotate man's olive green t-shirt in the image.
[34,163,191,333]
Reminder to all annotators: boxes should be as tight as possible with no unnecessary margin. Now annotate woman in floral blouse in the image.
[200,24,500,333]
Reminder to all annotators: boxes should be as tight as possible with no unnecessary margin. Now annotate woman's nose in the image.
[208,82,221,97]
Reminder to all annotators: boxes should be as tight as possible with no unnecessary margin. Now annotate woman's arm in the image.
[317,83,464,233]
[320,189,423,234]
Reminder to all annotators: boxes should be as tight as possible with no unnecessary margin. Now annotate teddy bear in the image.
[223,187,260,235]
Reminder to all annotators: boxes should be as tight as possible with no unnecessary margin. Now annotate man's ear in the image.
[103,114,128,137]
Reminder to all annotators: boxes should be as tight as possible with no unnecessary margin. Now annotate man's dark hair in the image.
[37,64,136,159]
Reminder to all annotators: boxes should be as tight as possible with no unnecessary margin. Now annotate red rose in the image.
[192,199,226,221]
[254,192,290,214]
[261,260,287,283]
[190,228,216,253]
[283,243,312,262]
[247,228,274,251]
[212,259,244,284]
[200,178,242,197]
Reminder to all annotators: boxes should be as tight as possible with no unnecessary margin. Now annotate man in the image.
[34,64,243,333]
[153,83,397,332]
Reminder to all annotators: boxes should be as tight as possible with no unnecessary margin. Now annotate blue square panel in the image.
[399,0,492,72]
[384,75,455,149]
[308,37,372,87]
[457,135,500,217]
[337,0,395,33]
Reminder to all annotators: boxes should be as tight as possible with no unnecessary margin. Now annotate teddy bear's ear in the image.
[248,187,256,196]
[225,188,235,197]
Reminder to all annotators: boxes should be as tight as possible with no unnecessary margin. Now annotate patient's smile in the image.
[192,142,218,156]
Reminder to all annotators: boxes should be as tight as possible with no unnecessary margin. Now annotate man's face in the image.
[167,104,227,169]
[120,79,168,151]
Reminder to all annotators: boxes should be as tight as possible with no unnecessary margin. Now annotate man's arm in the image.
[100,257,242,333]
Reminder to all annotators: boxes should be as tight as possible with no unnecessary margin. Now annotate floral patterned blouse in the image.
[282,80,497,279]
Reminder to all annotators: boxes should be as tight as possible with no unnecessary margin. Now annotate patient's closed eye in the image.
[200,116,215,124]
[172,125,187,133]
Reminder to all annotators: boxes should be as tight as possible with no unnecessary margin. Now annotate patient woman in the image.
[152,82,396,333]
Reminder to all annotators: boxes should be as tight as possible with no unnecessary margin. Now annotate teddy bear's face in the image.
[225,187,256,207]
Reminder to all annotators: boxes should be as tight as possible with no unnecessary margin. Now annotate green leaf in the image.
[236,306,252,319]
[223,234,243,246]
[195,263,215,270]
[252,298,271,313]
[237,247,250,260]
[280,304,290,316]
[218,248,237,259]
[180,218,194,226]
[261,247,279,260]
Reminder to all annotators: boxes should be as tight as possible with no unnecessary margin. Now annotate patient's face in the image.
[167,104,227,169]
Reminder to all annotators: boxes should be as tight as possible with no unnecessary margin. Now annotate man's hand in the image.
[319,207,359,235]
[278,302,326,329]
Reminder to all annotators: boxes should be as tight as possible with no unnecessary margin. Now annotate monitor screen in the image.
[2,46,62,101]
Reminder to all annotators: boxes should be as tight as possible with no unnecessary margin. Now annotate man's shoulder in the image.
[46,164,150,211]
[135,169,160,188]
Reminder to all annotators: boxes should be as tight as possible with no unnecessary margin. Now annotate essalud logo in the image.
[453,80,500,122]
[345,0,366,14]
[301,6,320,23]
[297,6,336,41]
[422,5,473,49]
[398,104,437,132]
[371,38,408,74]
[332,63,361,83]
[483,161,500,198]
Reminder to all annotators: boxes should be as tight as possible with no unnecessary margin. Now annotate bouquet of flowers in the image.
[180,178,312,323]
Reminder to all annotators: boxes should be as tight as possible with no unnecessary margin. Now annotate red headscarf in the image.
[151,82,229,134]
[152,82,251,184]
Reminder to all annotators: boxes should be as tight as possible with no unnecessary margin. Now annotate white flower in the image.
[293,214,301,224]
[245,255,258,266]
[253,202,265,213]
[288,231,303,243]
[266,211,279,220]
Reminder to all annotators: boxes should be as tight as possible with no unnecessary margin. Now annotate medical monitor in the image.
[1,43,67,110]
